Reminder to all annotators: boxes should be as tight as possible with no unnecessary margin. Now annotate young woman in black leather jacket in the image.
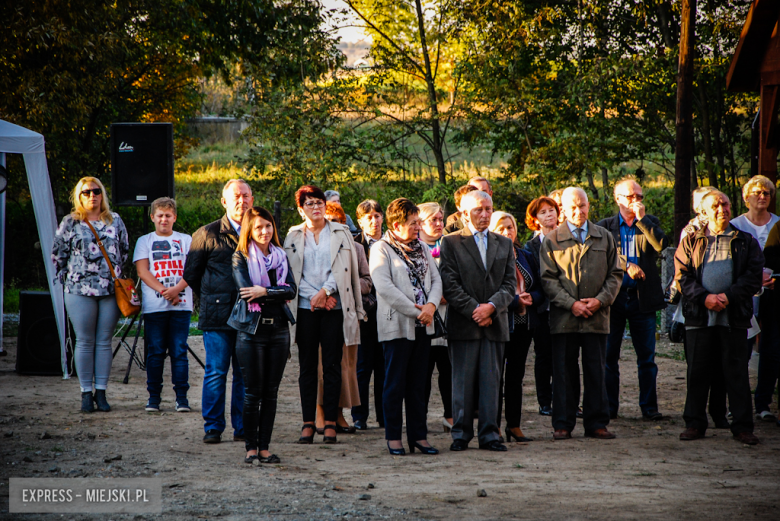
[229,206,297,464]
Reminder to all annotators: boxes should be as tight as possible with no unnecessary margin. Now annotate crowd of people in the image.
[51,173,780,463]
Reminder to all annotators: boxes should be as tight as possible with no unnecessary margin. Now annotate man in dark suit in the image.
[597,179,669,421]
[540,187,623,440]
[440,191,517,452]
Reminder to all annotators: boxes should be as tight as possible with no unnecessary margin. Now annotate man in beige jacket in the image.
[540,187,622,440]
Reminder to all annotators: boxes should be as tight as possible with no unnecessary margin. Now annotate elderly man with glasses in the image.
[597,179,669,421]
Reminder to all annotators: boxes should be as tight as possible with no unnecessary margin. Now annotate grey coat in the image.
[439,227,517,342]
[369,240,442,342]
[540,220,623,334]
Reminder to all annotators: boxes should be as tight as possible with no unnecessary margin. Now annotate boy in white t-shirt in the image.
[134,197,193,413]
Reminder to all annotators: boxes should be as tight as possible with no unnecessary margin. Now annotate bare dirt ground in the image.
[1,333,779,520]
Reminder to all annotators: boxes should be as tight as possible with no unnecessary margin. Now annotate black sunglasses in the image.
[80,188,102,197]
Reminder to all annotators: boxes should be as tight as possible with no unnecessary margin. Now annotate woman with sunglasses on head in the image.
[731,175,780,422]
[284,185,366,445]
[417,202,453,432]
[490,211,542,443]
[229,206,297,465]
[52,177,129,413]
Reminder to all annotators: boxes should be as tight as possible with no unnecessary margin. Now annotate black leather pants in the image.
[236,326,290,452]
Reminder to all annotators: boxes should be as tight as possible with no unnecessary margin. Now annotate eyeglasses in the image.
[80,188,102,197]
[749,190,771,198]
[303,200,325,209]
[618,193,644,201]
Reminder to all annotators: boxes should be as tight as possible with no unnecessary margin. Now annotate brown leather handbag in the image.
[85,221,141,317]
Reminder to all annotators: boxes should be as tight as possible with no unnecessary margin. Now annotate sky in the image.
[320,0,370,43]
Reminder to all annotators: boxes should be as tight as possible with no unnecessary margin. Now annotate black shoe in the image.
[576,407,583,419]
[354,420,368,431]
[323,425,337,444]
[336,424,356,434]
[203,429,222,444]
[259,454,281,464]
[642,410,663,421]
[93,390,111,412]
[387,442,406,456]
[450,439,469,451]
[298,423,315,444]
[479,440,508,452]
[409,441,439,454]
[81,392,95,413]
[539,405,552,416]
[244,455,258,464]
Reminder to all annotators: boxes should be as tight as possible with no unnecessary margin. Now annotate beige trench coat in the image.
[284,220,366,346]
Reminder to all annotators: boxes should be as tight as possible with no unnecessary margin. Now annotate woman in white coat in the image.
[284,185,365,445]
[370,198,442,456]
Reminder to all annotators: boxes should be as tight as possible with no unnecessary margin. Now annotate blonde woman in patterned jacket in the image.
[52,177,129,413]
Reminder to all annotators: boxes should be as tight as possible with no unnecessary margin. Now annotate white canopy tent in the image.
[0,119,68,377]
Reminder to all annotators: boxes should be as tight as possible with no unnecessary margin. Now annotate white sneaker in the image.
[175,401,191,413]
[757,410,776,422]
[145,401,160,412]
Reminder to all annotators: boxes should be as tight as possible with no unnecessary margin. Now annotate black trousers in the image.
[684,327,754,435]
[352,308,385,425]
[551,333,610,432]
[382,328,431,442]
[425,342,453,419]
[498,325,534,429]
[532,312,554,408]
[296,308,344,422]
[682,330,727,423]
[236,326,289,452]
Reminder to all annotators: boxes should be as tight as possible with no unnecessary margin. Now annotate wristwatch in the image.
[324,287,333,297]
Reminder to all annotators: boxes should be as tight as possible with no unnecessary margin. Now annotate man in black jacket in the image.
[597,179,669,421]
[351,199,385,430]
[674,190,764,445]
[183,179,253,444]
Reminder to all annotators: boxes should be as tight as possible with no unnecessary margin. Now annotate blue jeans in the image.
[606,289,659,415]
[202,330,244,436]
[144,311,191,403]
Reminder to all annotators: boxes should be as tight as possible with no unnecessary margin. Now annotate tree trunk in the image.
[674,0,696,244]
[414,0,447,184]
[697,82,717,187]
[657,2,678,48]
[601,167,609,200]
[585,170,599,200]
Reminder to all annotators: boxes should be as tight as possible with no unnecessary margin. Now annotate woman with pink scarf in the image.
[229,206,297,465]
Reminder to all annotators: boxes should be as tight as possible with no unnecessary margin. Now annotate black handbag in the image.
[413,273,447,339]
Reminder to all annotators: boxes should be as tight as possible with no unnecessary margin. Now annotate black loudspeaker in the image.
[110,122,174,206]
[16,291,66,376]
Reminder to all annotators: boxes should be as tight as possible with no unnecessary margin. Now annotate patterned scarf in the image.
[246,242,288,312]
[382,230,429,306]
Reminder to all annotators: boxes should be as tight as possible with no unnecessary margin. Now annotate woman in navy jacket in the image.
[490,212,544,443]
[229,206,297,465]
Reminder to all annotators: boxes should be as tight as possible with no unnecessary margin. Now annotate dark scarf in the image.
[382,230,429,300]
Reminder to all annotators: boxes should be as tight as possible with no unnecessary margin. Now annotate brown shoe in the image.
[679,428,705,441]
[733,432,759,445]
[553,429,572,440]
[584,428,616,440]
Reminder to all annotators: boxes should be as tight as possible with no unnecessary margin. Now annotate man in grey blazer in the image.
[440,191,517,452]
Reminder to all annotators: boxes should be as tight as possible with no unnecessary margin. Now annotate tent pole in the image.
[0,152,6,353]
